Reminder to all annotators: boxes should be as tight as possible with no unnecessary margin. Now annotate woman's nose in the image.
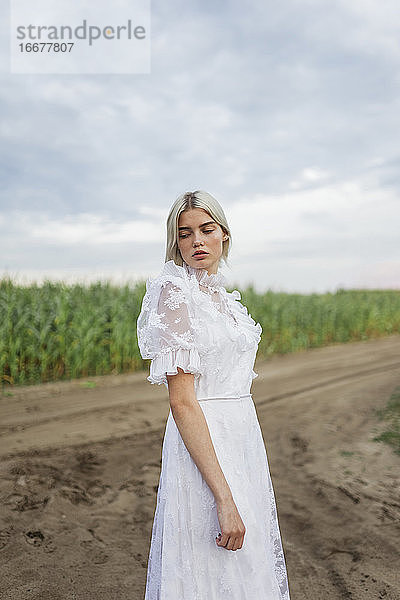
[193,233,204,245]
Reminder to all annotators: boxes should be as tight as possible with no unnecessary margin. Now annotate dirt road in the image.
[0,335,399,599]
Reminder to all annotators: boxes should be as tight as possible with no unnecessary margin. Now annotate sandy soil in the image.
[0,334,399,600]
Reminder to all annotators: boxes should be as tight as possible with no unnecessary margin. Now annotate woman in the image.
[137,190,291,599]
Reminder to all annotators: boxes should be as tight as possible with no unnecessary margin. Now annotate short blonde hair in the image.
[165,190,232,268]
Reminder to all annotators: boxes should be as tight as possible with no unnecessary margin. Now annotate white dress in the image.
[136,260,290,600]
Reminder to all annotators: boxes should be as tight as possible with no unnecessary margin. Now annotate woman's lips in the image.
[193,252,208,258]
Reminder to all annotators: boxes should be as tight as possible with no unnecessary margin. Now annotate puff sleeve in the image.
[136,280,203,387]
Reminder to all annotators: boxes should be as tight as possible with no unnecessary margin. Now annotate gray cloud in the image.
[1,0,399,291]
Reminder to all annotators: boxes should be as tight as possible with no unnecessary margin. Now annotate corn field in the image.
[1,276,399,388]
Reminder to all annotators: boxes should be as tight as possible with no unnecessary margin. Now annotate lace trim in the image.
[182,263,262,347]
[182,260,227,292]
[147,347,202,386]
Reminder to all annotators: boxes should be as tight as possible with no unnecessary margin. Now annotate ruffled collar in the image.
[152,260,262,351]
[182,261,227,292]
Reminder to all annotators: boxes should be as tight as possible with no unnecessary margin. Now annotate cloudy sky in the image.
[1,0,399,293]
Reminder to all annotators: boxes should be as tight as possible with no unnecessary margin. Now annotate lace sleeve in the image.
[137,280,202,387]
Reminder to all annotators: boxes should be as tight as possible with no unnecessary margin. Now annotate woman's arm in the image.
[167,368,231,503]
[167,368,246,551]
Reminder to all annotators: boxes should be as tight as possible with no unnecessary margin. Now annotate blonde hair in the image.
[165,190,232,268]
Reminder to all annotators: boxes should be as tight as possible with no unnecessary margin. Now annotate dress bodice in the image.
[136,260,262,399]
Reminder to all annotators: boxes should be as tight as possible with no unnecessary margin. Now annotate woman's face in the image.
[177,208,228,274]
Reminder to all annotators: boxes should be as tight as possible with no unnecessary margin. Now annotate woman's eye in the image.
[179,229,214,239]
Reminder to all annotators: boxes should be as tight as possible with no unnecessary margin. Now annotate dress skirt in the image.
[144,394,290,600]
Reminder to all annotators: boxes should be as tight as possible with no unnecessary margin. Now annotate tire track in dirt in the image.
[0,335,399,598]
[256,360,400,407]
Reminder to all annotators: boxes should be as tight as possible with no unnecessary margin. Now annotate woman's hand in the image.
[215,496,246,551]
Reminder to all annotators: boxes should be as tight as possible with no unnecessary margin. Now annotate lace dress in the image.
[136,260,290,600]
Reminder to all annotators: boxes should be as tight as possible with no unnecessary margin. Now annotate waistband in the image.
[197,393,253,403]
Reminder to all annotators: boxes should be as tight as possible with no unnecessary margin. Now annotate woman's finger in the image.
[231,536,241,551]
[216,532,229,548]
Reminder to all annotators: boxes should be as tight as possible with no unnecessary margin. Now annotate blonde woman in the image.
[137,191,291,599]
